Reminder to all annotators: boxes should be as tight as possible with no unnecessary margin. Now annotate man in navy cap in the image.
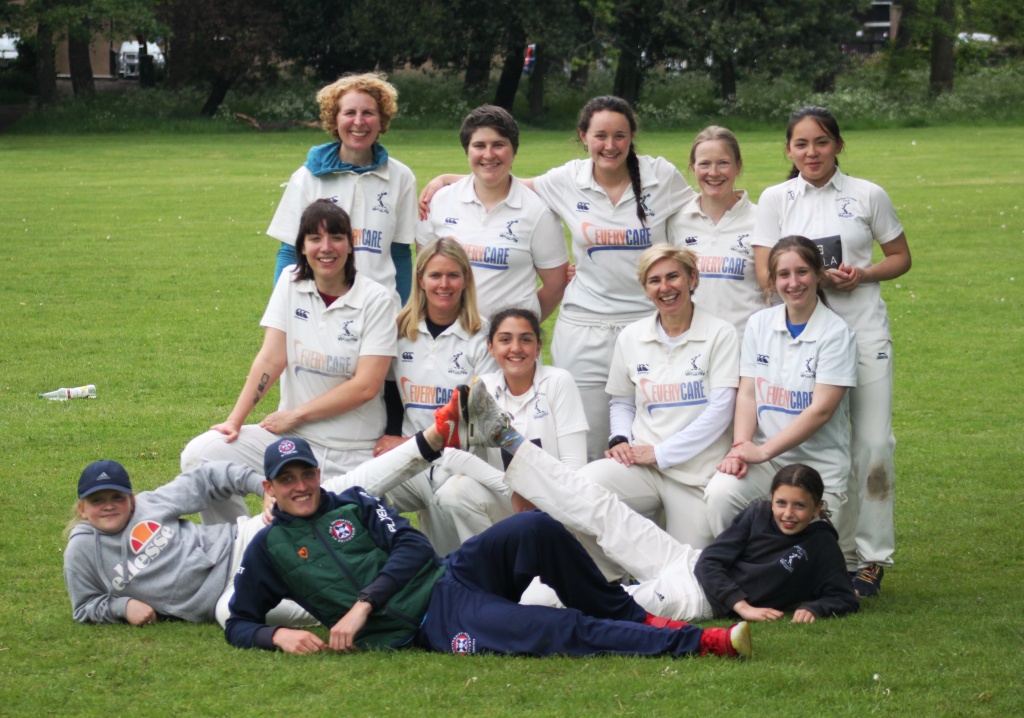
[225,384,752,659]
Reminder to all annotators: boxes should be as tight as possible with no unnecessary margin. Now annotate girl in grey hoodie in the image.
[63,459,313,627]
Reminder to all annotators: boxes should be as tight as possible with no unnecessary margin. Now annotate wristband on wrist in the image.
[356,592,377,610]
[608,435,629,450]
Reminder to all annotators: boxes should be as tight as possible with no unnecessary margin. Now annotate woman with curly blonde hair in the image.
[267,73,416,306]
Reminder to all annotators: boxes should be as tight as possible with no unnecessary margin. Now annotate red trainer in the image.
[644,612,691,630]
[434,386,469,449]
[698,622,752,659]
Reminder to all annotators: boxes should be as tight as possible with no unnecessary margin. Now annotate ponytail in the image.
[626,143,645,225]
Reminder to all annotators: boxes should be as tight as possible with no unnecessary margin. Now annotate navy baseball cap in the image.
[78,460,133,499]
[264,437,319,480]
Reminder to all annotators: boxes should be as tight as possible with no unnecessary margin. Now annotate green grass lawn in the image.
[0,125,1021,716]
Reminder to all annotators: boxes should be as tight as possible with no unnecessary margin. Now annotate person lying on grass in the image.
[64,459,313,628]
[224,421,752,659]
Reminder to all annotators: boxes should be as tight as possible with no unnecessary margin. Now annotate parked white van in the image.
[118,41,165,78]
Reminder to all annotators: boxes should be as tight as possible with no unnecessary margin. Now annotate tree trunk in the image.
[886,0,915,79]
[813,71,836,93]
[67,24,95,97]
[463,35,491,97]
[35,21,57,106]
[527,45,547,121]
[612,48,642,106]
[569,62,589,89]
[166,0,196,87]
[716,55,737,102]
[929,0,955,94]
[200,75,235,117]
[493,43,525,111]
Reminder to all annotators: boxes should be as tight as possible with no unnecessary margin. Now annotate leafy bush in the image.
[7,56,1024,134]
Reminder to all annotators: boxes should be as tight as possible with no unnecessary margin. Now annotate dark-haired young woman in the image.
[751,107,911,597]
[181,201,396,522]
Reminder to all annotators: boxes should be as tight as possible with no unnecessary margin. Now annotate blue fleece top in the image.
[303,142,390,177]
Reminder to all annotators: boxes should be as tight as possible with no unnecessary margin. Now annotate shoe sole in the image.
[730,621,752,659]
[465,379,497,447]
[457,383,471,448]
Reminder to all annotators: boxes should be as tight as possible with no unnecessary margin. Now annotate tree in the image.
[255,0,434,82]
[417,0,582,118]
[11,0,163,99]
[886,0,917,79]
[609,0,663,104]
[962,0,1024,42]
[158,0,283,116]
[660,0,866,102]
[930,0,956,93]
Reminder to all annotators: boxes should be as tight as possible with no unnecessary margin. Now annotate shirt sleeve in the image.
[867,183,905,244]
[342,487,440,607]
[739,310,766,377]
[609,394,636,439]
[63,540,131,624]
[657,156,697,212]
[706,319,741,389]
[654,387,736,468]
[798,535,860,618]
[813,320,859,388]
[529,164,571,213]
[529,207,570,269]
[750,184,786,249]
[260,272,293,333]
[694,505,760,612]
[415,215,440,247]
[148,461,264,517]
[548,370,590,438]
[224,530,297,650]
[466,327,499,376]
[266,166,314,245]
[605,331,635,397]
[357,282,399,358]
[395,168,417,246]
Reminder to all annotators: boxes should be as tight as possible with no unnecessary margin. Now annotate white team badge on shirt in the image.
[685,353,705,377]
[836,196,857,218]
[448,352,468,376]
[531,393,549,419]
[373,192,390,214]
[800,357,816,379]
[337,320,358,343]
[730,234,751,256]
[638,192,654,217]
[499,220,520,243]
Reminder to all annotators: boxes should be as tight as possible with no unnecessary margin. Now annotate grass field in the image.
[0,125,1021,716]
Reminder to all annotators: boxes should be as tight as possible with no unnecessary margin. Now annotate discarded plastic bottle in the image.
[39,384,97,400]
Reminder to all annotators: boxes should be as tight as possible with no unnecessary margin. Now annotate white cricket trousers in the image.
[505,442,714,622]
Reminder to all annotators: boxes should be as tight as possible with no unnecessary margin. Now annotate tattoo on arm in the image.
[253,373,271,406]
